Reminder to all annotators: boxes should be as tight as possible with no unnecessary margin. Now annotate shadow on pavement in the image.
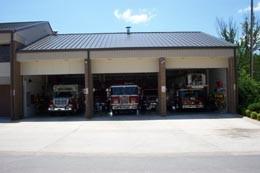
[0,116,11,123]
[0,112,242,123]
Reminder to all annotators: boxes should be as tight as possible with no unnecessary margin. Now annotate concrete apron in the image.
[0,114,260,155]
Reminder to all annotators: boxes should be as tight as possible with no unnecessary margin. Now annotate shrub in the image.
[257,113,260,121]
[247,102,260,112]
[245,109,251,117]
[238,69,260,109]
[250,111,258,119]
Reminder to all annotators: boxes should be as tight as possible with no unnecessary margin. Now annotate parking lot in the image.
[0,114,260,155]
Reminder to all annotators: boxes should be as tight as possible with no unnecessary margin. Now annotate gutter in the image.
[17,46,237,53]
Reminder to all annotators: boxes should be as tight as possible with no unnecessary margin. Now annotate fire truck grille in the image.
[54,98,68,106]
[120,96,128,104]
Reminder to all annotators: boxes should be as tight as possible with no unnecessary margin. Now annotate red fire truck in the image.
[107,85,140,116]
[177,73,207,110]
[168,73,207,111]
[177,88,205,109]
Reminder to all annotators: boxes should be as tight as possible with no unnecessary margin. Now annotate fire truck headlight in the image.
[66,104,73,109]
[130,97,137,104]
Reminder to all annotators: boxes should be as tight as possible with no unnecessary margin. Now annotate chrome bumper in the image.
[48,107,72,112]
[112,104,138,110]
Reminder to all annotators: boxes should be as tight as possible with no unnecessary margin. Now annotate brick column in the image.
[227,57,237,113]
[10,39,23,120]
[84,51,94,119]
[158,57,167,116]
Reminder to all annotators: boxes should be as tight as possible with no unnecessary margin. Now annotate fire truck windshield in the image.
[54,92,73,97]
[111,87,138,95]
[179,90,204,98]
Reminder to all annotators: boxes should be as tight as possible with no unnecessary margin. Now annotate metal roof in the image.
[21,32,236,51]
[0,21,48,32]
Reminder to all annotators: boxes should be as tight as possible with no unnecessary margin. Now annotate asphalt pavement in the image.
[1,152,260,173]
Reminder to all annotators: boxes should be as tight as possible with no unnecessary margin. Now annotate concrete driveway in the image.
[0,114,260,155]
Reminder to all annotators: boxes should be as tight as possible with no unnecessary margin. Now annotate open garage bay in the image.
[23,74,85,117]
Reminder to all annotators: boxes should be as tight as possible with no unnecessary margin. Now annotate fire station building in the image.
[0,21,237,120]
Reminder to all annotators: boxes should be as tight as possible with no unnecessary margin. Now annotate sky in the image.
[0,0,259,37]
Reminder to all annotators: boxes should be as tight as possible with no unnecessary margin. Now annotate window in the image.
[111,86,138,95]
[0,45,10,62]
[54,92,73,97]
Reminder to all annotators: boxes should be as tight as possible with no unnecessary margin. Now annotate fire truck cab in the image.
[177,73,207,110]
[168,73,207,111]
[177,88,205,109]
[48,85,83,113]
[108,85,140,116]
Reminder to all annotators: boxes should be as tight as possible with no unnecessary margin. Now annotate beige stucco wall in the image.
[18,48,233,62]
[0,62,10,77]
[0,33,11,44]
[92,58,158,74]
[166,57,228,69]
[20,58,158,75]
[0,77,10,85]
[20,56,228,75]
[0,62,10,84]
[21,59,84,75]
[17,51,86,62]
[18,48,232,75]
[90,48,233,59]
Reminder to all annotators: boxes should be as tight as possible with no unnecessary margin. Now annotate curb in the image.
[243,116,260,125]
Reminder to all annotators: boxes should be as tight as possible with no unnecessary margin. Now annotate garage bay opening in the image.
[23,74,85,117]
[166,69,227,113]
[22,69,228,118]
[93,73,158,116]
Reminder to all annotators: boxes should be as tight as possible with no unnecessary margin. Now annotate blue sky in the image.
[0,0,258,36]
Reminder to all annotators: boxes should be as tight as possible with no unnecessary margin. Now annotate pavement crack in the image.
[38,123,83,153]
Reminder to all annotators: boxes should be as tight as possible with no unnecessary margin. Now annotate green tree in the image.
[216,16,260,111]
[240,17,260,74]
[238,69,260,108]
[216,18,238,44]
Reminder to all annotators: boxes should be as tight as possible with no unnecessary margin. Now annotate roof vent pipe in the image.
[126,26,131,34]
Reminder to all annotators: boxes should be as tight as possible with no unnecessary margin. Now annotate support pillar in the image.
[10,37,23,120]
[158,57,167,116]
[84,51,94,119]
[227,57,237,113]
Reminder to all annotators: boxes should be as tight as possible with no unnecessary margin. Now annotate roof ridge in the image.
[14,21,48,32]
[0,21,48,32]
[0,21,46,24]
[56,31,202,35]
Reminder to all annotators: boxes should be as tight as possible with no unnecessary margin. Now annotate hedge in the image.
[250,111,258,119]
[247,102,260,112]
[245,109,251,117]
[257,113,260,121]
